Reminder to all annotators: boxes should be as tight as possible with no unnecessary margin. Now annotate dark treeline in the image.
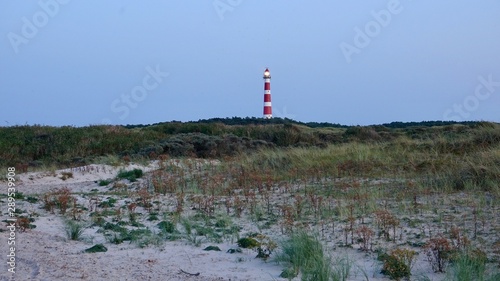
[380,120,480,128]
[125,117,483,130]
[124,117,348,129]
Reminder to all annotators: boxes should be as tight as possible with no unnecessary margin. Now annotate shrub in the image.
[237,237,260,249]
[13,192,25,200]
[447,248,488,281]
[381,248,417,280]
[64,220,86,240]
[15,217,32,232]
[60,171,73,180]
[203,246,221,251]
[98,179,112,186]
[424,237,453,273]
[26,196,38,203]
[117,169,143,182]
[43,188,74,214]
[84,244,107,253]
[356,225,374,251]
[98,197,117,208]
[276,231,340,281]
[157,221,176,234]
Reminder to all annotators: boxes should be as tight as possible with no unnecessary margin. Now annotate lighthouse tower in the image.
[263,68,272,119]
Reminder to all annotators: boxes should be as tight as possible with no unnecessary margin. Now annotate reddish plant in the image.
[356,225,374,251]
[374,209,399,241]
[15,217,31,232]
[424,236,453,273]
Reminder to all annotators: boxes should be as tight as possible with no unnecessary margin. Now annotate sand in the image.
[2,161,486,280]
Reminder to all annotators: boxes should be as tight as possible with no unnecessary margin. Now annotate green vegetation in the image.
[84,244,107,253]
[3,119,500,278]
[380,248,417,280]
[157,220,176,234]
[64,219,86,241]
[445,248,499,281]
[116,169,143,182]
[276,231,350,281]
[237,237,260,249]
[98,179,112,186]
[204,245,221,251]
[1,118,489,169]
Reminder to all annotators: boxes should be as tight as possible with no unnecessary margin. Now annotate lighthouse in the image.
[263,68,272,119]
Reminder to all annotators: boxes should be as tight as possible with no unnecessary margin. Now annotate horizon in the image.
[1,116,496,129]
[2,1,500,126]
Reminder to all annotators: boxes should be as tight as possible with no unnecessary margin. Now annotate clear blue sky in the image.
[1,0,499,126]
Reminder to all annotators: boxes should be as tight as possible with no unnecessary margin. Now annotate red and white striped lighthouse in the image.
[263,68,272,119]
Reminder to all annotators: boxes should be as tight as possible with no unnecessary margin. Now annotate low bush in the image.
[84,244,107,253]
[117,169,143,182]
[157,221,176,234]
[203,246,221,251]
[42,187,74,214]
[276,231,342,281]
[98,179,112,186]
[424,237,453,273]
[381,248,417,280]
[64,219,86,241]
[237,237,260,249]
[445,248,500,281]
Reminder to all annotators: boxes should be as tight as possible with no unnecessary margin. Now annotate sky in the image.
[1,0,500,126]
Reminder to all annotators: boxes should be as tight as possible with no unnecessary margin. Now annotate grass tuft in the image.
[64,219,86,241]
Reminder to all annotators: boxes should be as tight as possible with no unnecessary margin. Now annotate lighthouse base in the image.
[263,114,272,119]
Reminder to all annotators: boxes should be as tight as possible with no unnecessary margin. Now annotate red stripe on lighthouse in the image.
[263,68,272,119]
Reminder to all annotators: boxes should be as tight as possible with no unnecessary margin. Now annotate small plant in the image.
[253,234,277,260]
[381,248,417,280]
[26,196,38,203]
[98,197,117,208]
[203,245,221,251]
[98,179,112,186]
[137,187,153,212]
[449,226,470,251]
[276,231,336,281]
[448,248,486,281]
[13,192,25,200]
[43,188,74,214]
[356,225,374,251]
[374,209,399,241]
[148,213,159,221]
[157,220,176,234]
[60,171,73,181]
[237,237,260,249]
[64,219,86,241]
[424,236,453,273]
[84,244,107,253]
[117,168,143,182]
[15,217,33,232]
[181,218,203,246]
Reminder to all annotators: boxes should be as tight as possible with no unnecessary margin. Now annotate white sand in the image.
[1,162,455,280]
